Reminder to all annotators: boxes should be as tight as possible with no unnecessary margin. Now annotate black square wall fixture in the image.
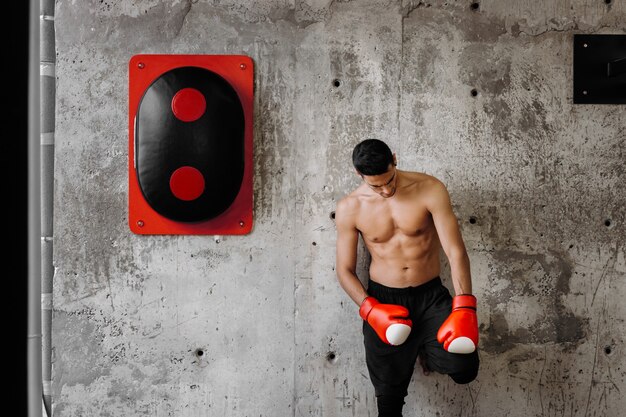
[573,34,626,104]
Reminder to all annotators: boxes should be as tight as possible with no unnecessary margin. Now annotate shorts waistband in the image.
[367,276,442,296]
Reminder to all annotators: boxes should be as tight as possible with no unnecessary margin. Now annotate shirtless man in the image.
[335,139,479,417]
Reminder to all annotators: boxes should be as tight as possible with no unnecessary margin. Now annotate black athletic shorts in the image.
[363,277,480,397]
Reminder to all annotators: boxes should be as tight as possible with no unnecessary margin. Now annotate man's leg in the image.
[364,318,419,416]
[363,322,417,417]
[422,342,479,384]
[417,283,480,383]
[376,394,406,417]
[448,364,479,384]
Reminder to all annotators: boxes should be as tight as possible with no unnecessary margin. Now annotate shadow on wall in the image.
[480,247,588,355]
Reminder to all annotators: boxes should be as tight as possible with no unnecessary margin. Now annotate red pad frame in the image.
[128,54,254,235]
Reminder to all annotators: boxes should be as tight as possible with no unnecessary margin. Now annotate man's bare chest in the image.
[356,200,433,243]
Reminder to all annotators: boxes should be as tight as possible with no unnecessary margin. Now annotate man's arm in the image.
[335,198,369,306]
[426,179,472,296]
[335,197,414,346]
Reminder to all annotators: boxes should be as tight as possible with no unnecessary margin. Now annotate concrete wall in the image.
[52,0,626,415]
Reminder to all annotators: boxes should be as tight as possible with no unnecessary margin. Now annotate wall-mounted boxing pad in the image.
[129,55,253,235]
[136,66,244,222]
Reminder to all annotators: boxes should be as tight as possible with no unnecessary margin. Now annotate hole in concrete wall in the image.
[312,241,317,246]
[330,211,336,220]
[605,0,612,5]
[192,347,209,368]
[470,2,480,11]
[471,89,478,97]
[332,79,342,88]
[469,216,477,224]
[326,351,337,364]
[604,219,612,228]
[604,345,612,355]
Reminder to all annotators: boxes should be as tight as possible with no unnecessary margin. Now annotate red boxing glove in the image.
[360,297,412,346]
[437,294,479,354]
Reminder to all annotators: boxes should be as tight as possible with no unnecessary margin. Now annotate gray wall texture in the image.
[52,0,626,416]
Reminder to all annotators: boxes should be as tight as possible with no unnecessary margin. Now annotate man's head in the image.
[352,139,394,175]
[352,139,398,198]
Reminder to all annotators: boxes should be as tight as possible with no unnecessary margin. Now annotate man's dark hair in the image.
[352,139,394,175]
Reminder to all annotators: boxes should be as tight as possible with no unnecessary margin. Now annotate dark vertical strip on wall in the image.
[3,1,30,414]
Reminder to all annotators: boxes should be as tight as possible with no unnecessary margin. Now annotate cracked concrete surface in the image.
[52,0,625,416]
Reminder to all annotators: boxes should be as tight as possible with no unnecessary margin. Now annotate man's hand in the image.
[360,297,412,346]
[437,295,478,354]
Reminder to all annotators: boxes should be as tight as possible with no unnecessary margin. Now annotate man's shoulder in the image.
[337,183,374,216]
[403,171,447,190]
[337,187,364,210]
[335,188,367,230]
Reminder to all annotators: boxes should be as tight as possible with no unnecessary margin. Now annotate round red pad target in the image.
[170,166,205,201]
[171,88,206,122]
